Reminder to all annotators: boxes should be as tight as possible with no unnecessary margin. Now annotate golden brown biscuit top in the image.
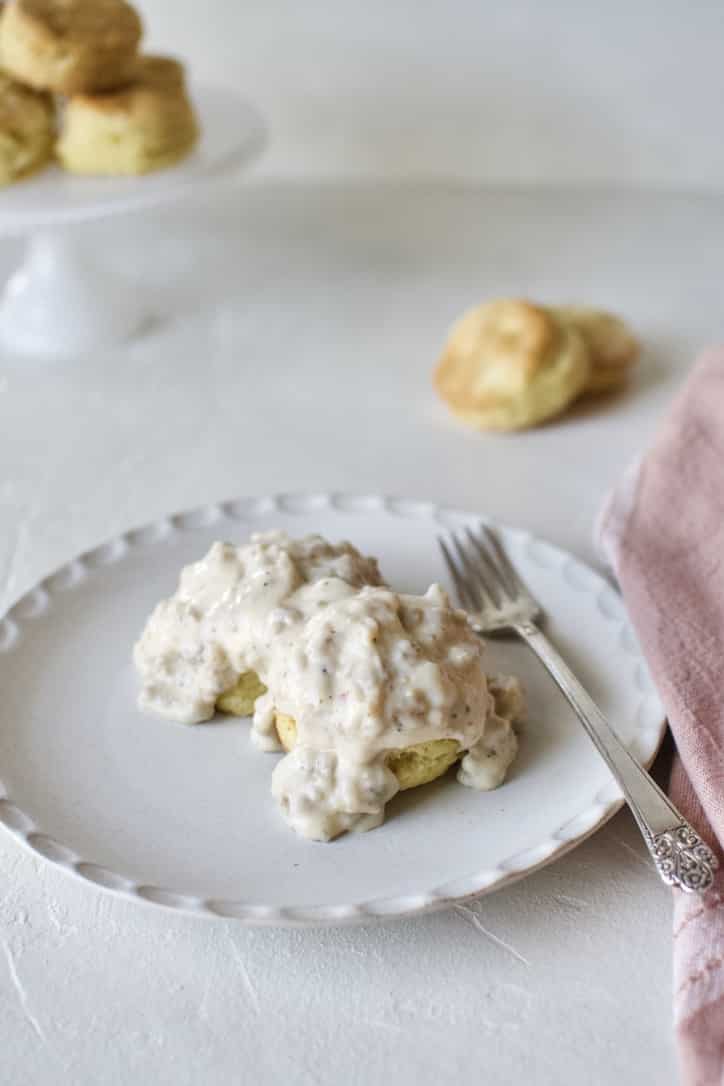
[435,298,563,413]
[556,305,639,371]
[9,0,142,47]
[132,55,186,91]
[69,54,188,112]
[449,299,556,380]
[0,68,51,129]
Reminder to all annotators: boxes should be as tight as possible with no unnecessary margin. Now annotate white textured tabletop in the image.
[4,182,718,1084]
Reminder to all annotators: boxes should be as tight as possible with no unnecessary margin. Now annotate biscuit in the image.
[127,54,185,92]
[271,675,524,792]
[434,299,590,431]
[217,668,524,794]
[56,54,199,175]
[216,670,267,718]
[0,69,53,185]
[554,306,640,393]
[216,675,463,790]
[274,712,462,792]
[0,0,142,94]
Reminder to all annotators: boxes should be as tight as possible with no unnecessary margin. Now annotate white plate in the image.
[0,493,664,925]
[0,85,265,234]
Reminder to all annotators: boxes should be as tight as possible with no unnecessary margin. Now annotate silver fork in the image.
[439,523,718,893]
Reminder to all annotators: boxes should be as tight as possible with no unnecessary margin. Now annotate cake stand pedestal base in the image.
[0,231,147,359]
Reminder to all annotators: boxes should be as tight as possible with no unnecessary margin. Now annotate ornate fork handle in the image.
[517,621,718,893]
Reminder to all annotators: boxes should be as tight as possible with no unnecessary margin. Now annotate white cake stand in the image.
[0,85,265,359]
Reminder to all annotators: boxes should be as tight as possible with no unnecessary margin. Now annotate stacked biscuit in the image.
[0,0,198,185]
[434,299,640,431]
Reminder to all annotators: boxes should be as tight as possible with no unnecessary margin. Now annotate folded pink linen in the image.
[597,349,724,1086]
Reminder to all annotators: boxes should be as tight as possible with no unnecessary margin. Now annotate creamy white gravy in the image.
[134,532,519,840]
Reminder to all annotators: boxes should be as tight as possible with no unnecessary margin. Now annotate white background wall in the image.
[142,0,724,187]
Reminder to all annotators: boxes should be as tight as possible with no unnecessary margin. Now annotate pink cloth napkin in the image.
[597,349,724,1086]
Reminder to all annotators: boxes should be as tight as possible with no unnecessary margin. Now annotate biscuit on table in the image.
[56,54,199,176]
[0,0,142,94]
[434,299,590,431]
[553,306,640,393]
[0,69,53,184]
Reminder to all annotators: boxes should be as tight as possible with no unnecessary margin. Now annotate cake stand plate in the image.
[0,85,265,359]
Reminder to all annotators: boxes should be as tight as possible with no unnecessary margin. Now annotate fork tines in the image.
[438,522,532,617]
